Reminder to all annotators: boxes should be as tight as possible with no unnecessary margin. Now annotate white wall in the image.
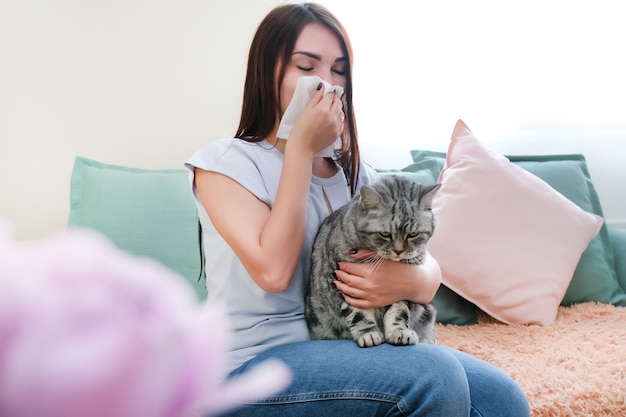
[0,0,282,239]
[1,0,624,240]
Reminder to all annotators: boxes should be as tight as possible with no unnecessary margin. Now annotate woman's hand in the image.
[333,250,442,309]
[287,85,344,156]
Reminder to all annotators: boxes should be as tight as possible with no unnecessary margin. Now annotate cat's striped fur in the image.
[305,175,440,347]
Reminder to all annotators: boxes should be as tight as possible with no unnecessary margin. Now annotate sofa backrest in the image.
[68,155,626,325]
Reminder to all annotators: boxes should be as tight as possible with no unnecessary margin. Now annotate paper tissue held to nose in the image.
[276,76,345,158]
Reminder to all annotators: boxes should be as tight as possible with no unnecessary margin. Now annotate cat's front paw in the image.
[387,329,418,346]
[356,330,384,348]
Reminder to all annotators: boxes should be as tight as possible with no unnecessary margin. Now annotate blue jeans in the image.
[219,341,530,417]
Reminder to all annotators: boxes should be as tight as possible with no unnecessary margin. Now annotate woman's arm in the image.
[194,89,343,293]
[194,151,312,293]
[333,250,442,308]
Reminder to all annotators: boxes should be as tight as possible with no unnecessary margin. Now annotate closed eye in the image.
[297,66,345,76]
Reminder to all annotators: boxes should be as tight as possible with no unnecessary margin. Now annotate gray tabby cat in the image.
[305,175,440,348]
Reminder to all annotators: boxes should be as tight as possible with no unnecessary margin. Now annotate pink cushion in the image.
[428,120,603,325]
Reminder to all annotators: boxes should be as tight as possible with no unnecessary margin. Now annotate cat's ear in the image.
[419,184,441,210]
[360,185,384,211]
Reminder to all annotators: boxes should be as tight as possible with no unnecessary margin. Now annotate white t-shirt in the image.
[185,138,379,372]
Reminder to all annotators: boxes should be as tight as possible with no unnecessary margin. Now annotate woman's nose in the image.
[315,68,333,86]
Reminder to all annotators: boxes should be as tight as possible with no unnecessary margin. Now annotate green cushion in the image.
[430,285,478,326]
[378,162,478,325]
[410,150,626,308]
[68,156,207,300]
[376,160,440,186]
[407,150,447,181]
[608,227,626,292]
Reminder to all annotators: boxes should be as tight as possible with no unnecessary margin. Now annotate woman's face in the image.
[278,22,348,115]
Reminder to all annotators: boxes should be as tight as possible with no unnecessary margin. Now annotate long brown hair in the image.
[236,2,360,194]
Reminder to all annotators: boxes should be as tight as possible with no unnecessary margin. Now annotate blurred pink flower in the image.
[0,221,291,417]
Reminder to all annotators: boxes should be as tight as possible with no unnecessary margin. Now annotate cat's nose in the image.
[393,249,403,255]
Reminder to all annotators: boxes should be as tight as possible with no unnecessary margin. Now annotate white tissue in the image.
[276,76,344,158]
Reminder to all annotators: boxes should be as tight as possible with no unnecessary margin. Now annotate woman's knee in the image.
[393,345,471,416]
[447,348,530,417]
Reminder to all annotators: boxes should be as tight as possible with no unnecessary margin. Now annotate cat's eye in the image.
[407,232,419,238]
[379,231,392,239]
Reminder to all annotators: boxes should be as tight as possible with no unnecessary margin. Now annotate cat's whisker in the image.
[366,256,385,276]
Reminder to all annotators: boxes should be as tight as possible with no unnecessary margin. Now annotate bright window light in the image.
[317,0,626,144]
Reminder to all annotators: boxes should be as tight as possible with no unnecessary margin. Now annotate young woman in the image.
[186,3,530,416]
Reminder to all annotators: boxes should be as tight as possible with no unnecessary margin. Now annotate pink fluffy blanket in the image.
[437,302,626,416]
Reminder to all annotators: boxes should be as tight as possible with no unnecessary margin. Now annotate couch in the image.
[68,122,626,416]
